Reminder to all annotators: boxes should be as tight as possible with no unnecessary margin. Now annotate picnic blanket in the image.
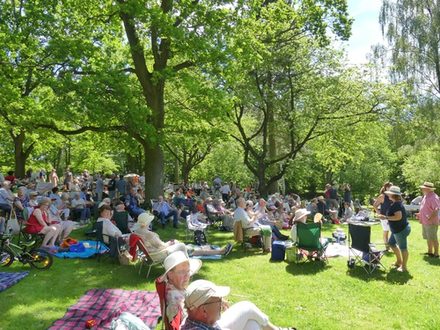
[0,271,30,292]
[49,289,161,330]
[54,240,109,259]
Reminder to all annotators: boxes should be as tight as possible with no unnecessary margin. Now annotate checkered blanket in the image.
[49,289,161,330]
[0,271,30,292]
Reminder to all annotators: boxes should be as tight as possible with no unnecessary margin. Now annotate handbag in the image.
[118,250,133,265]
[6,209,20,234]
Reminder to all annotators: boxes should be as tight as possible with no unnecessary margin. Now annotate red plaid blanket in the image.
[49,289,161,330]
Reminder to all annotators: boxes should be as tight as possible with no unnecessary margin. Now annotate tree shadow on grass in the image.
[285,260,331,276]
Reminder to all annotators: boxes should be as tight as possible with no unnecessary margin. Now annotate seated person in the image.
[125,187,145,219]
[152,195,179,229]
[25,197,61,251]
[14,186,29,220]
[0,181,14,216]
[96,204,126,257]
[290,208,310,243]
[212,199,234,230]
[342,201,353,222]
[234,197,272,252]
[48,197,75,240]
[134,213,232,262]
[316,196,328,218]
[184,280,296,330]
[254,199,289,241]
[160,252,294,330]
[71,192,91,224]
[112,201,132,234]
[28,191,39,208]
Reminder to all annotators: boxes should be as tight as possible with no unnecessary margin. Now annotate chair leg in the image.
[146,264,152,279]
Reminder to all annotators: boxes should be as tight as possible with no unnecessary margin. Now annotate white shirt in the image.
[97,217,122,243]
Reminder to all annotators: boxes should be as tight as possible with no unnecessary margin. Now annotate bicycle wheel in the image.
[28,249,53,270]
[0,250,14,267]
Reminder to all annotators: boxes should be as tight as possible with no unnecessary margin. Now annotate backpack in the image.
[194,230,207,246]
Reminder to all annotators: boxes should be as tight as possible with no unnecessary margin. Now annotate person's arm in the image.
[373,194,384,213]
[386,211,402,221]
[104,220,122,237]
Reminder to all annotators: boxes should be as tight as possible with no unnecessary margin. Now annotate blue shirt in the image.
[181,318,222,330]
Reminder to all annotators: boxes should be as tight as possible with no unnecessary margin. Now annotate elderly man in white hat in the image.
[416,182,440,258]
[160,251,202,325]
[182,279,296,330]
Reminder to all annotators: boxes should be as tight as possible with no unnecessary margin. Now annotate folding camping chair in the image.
[233,220,263,252]
[186,214,208,244]
[347,223,386,274]
[155,277,182,330]
[295,222,329,262]
[137,240,162,279]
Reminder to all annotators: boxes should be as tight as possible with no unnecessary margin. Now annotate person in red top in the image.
[4,171,16,185]
[25,197,61,250]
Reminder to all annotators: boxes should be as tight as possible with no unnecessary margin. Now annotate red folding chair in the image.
[155,277,182,330]
[136,239,162,278]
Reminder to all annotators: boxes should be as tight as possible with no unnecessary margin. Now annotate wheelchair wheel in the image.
[0,250,14,267]
[28,249,53,270]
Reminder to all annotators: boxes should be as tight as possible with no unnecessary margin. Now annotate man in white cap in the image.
[416,182,440,258]
[182,279,295,330]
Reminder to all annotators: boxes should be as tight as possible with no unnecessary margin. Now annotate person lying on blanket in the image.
[161,251,296,330]
[133,212,232,261]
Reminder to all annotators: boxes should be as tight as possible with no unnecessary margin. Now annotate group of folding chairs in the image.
[287,221,386,275]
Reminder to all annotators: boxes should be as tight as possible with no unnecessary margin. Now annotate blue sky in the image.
[342,0,384,65]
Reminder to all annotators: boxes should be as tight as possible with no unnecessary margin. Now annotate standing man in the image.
[416,182,440,258]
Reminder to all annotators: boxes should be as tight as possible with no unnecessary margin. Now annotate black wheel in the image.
[0,250,14,267]
[28,249,53,270]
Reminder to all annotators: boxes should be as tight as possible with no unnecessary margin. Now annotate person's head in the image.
[245,200,254,209]
[136,212,154,228]
[317,196,325,203]
[185,280,229,326]
[158,195,164,202]
[420,182,436,195]
[236,197,246,208]
[99,204,113,219]
[380,182,393,194]
[293,208,310,223]
[38,197,51,209]
[384,185,402,202]
[102,197,111,205]
[7,171,14,176]
[29,191,38,199]
[52,187,59,194]
[258,198,266,207]
[17,186,26,197]
[161,251,202,290]
[115,201,125,211]
[2,181,11,189]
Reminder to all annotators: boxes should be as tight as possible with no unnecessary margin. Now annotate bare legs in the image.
[427,239,439,256]
[40,225,61,247]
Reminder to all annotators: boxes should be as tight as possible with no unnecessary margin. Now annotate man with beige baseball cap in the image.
[182,279,296,330]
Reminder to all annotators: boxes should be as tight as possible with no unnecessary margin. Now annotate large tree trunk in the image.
[267,102,278,195]
[143,143,164,201]
[11,130,34,179]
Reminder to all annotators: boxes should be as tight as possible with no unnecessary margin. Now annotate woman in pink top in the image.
[416,182,440,258]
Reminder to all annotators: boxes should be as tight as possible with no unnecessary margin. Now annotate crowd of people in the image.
[1,168,439,328]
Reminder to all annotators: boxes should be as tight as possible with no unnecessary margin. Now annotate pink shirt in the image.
[418,192,440,225]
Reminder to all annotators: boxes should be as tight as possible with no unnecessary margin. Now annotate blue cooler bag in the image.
[271,241,286,261]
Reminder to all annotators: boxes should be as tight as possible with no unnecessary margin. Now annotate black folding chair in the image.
[347,223,386,274]
[94,221,122,261]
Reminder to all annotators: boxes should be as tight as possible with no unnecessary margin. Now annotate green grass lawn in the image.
[1,218,440,330]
